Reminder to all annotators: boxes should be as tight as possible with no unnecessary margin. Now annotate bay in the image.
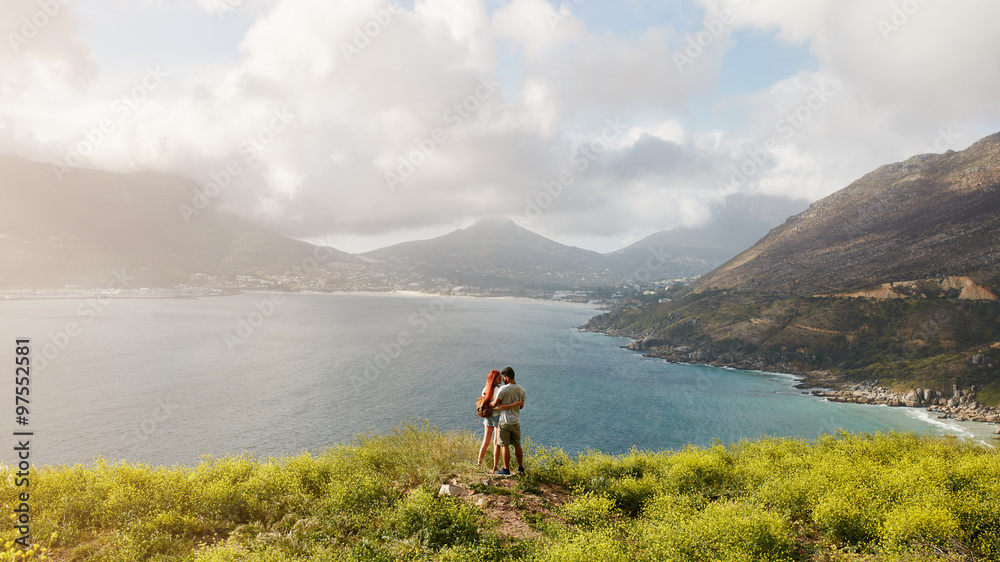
[0,293,990,467]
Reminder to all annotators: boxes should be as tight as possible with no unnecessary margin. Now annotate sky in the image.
[2,0,1000,254]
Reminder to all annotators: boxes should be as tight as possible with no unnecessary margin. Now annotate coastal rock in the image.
[626,337,668,350]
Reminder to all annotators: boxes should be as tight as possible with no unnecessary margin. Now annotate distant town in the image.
[1,272,696,310]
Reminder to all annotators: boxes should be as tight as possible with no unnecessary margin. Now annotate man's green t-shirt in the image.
[496,383,525,425]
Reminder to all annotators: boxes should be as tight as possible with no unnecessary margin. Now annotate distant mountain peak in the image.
[462,217,528,236]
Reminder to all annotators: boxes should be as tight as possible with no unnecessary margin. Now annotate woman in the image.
[477,369,503,471]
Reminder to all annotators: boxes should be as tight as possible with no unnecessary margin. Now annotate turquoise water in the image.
[0,293,992,466]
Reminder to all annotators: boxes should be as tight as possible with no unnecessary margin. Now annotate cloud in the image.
[115,0,725,241]
[0,1,98,157]
[1,0,999,253]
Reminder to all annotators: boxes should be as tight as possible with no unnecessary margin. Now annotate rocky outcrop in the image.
[827,276,998,301]
[813,382,1000,424]
[623,337,669,351]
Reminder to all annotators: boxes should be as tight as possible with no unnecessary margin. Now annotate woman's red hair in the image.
[483,369,501,403]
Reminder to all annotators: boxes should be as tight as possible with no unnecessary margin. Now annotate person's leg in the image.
[477,425,493,466]
[499,424,512,471]
[493,429,501,471]
[510,424,523,471]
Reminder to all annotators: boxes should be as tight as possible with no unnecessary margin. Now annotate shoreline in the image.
[601,332,1000,441]
[1,288,605,309]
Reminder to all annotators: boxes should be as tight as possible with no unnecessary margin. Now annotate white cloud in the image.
[1,0,998,252]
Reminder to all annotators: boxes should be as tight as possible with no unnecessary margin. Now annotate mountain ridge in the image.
[0,155,354,288]
[696,135,1000,295]
[0,156,804,292]
[585,132,1000,404]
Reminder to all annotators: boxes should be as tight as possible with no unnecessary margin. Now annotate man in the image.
[490,366,525,476]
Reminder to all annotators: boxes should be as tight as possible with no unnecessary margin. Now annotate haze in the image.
[2,0,999,253]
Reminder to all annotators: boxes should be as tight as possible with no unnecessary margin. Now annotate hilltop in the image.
[4,423,998,560]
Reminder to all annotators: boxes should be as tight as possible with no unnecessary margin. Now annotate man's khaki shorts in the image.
[499,423,521,447]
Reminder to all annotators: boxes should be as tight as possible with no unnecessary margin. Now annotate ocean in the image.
[1,293,993,467]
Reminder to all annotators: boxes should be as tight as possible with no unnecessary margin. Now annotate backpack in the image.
[476,395,492,418]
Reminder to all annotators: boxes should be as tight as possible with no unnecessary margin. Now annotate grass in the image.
[1,423,998,561]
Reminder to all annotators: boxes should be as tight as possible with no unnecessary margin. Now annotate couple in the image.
[477,366,525,476]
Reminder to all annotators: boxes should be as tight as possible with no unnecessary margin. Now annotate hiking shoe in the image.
[517,467,526,475]
[496,468,511,476]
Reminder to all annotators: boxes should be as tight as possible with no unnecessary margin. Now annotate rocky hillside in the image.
[586,133,1000,405]
[698,132,1000,295]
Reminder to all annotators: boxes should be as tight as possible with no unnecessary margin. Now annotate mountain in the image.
[604,193,808,279]
[585,133,1000,404]
[363,218,617,289]
[0,156,353,289]
[698,135,1000,295]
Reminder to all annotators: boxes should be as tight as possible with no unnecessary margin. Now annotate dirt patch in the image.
[445,474,572,540]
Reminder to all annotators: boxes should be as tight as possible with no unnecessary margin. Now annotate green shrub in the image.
[535,529,630,562]
[391,488,482,550]
[637,501,795,562]
[663,444,736,499]
[812,487,883,547]
[880,502,961,550]
[560,491,617,530]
